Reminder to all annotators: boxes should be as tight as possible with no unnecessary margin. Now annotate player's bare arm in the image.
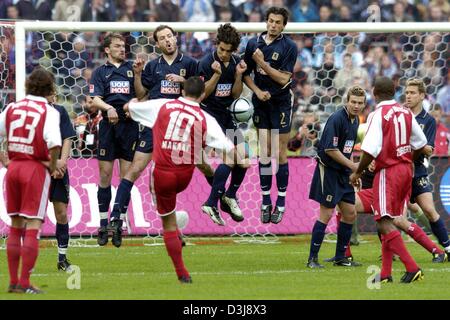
[350,151,374,186]
[325,149,358,172]
[232,60,247,99]
[252,48,292,86]
[92,96,119,124]
[133,57,147,100]
[243,75,271,101]
[204,61,222,98]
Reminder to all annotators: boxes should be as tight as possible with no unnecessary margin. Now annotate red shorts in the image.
[5,160,51,220]
[372,163,412,221]
[357,188,373,213]
[150,163,194,215]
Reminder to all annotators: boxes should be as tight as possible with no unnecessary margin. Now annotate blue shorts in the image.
[49,172,70,204]
[309,163,355,208]
[410,175,433,203]
[97,119,139,162]
[135,125,153,154]
[252,94,293,134]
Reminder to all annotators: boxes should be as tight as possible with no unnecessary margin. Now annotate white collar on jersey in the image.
[178,96,200,107]
[375,99,397,109]
[26,95,49,104]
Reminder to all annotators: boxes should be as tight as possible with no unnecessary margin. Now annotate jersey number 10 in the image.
[164,111,195,142]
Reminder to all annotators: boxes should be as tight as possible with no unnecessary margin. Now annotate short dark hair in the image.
[346,85,366,102]
[216,23,241,52]
[265,7,290,25]
[183,76,205,99]
[153,25,176,43]
[373,76,395,101]
[102,33,125,52]
[25,67,55,97]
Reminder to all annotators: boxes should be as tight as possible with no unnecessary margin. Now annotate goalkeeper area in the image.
[0,21,450,299]
[0,235,449,300]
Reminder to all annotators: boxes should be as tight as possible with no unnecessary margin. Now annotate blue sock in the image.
[206,164,232,207]
[97,186,111,227]
[335,221,353,260]
[309,221,327,260]
[111,179,134,221]
[430,218,450,249]
[225,166,247,199]
[275,163,289,208]
[56,223,69,262]
[259,161,272,206]
[205,175,214,187]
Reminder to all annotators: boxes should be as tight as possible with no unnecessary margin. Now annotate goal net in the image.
[0,21,449,243]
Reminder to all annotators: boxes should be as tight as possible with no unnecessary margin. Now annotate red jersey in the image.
[362,100,427,171]
[0,95,62,162]
[129,97,234,171]
[434,122,449,156]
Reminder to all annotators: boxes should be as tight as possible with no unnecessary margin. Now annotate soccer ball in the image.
[175,210,189,230]
[229,98,253,123]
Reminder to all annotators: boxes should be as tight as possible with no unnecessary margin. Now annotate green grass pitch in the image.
[0,235,449,300]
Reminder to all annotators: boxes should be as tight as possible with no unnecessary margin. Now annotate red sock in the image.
[380,235,393,278]
[19,229,40,288]
[385,230,419,273]
[337,213,352,258]
[163,230,189,278]
[7,227,23,286]
[407,223,444,254]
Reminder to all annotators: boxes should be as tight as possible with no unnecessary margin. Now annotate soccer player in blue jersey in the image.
[90,33,139,246]
[199,23,249,225]
[243,7,298,224]
[307,86,366,268]
[404,78,450,257]
[107,25,212,246]
[46,93,77,271]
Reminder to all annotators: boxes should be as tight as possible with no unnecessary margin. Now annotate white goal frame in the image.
[13,21,450,100]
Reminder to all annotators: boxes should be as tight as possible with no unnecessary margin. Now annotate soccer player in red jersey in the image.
[350,76,427,284]
[126,76,237,283]
[0,68,61,294]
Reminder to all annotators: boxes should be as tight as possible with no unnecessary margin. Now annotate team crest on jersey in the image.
[420,124,425,130]
[333,137,339,147]
[160,80,181,95]
[89,84,94,93]
[343,140,354,153]
[180,69,186,77]
[127,70,133,77]
[110,81,130,94]
[272,52,279,60]
[215,84,232,97]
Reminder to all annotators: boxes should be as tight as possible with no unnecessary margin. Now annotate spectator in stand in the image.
[16,0,52,20]
[0,1,13,19]
[53,0,85,21]
[379,54,398,79]
[388,1,413,22]
[436,73,449,114]
[6,4,19,20]
[74,96,102,158]
[291,0,319,22]
[429,4,448,22]
[338,5,352,22]
[431,104,450,156]
[213,0,245,22]
[155,0,183,22]
[318,5,335,22]
[118,0,145,21]
[182,0,215,22]
[81,0,116,22]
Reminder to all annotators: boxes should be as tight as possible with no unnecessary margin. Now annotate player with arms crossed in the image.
[108,25,213,246]
[306,86,365,268]
[90,33,139,246]
[125,77,237,283]
[199,23,249,225]
[243,6,298,224]
[403,78,450,258]
[350,77,427,283]
[0,68,61,294]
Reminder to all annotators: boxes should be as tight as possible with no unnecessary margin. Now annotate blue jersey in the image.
[198,51,240,117]
[414,108,436,178]
[90,60,136,120]
[53,104,76,141]
[141,52,197,99]
[316,107,359,175]
[243,32,297,98]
